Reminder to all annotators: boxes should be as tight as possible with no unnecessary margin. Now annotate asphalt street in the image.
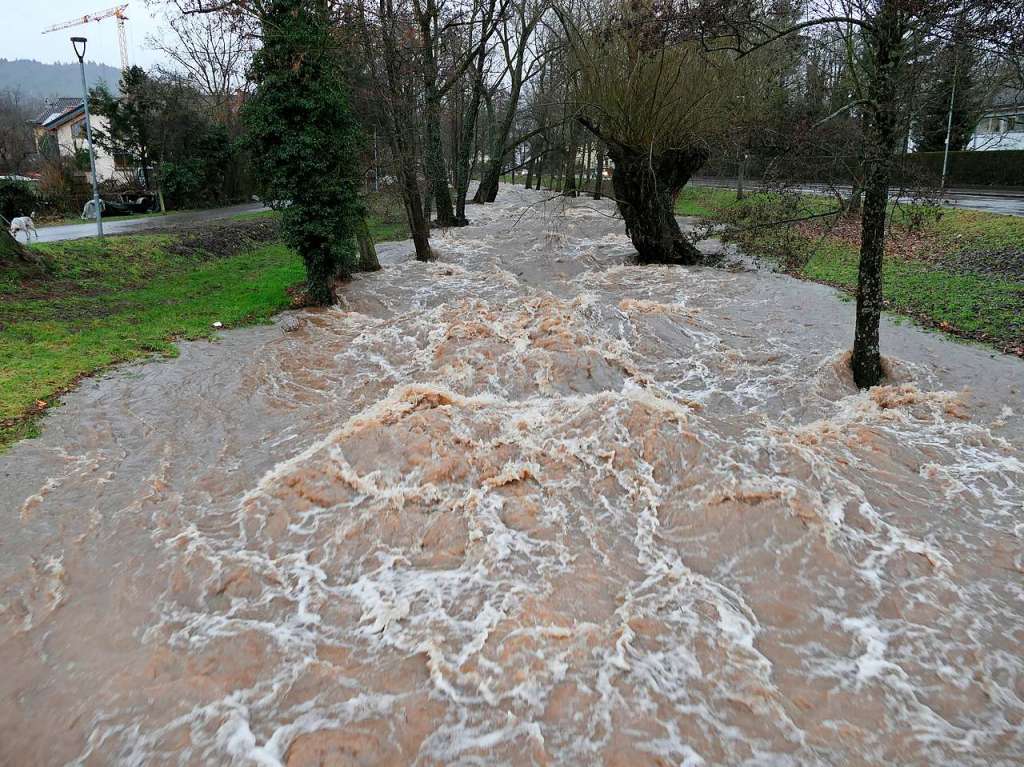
[22,202,270,243]
[691,177,1024,217]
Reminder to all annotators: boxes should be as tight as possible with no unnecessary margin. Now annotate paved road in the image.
[26,202,270,244]
[692,177,1024,217]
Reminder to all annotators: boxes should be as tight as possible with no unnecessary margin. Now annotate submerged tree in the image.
[246,0,364,304]
[562,0,761,264]
[472,0,548,204]
[700,0,1022,387]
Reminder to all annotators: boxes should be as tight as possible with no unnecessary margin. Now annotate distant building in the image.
[968,87,1024,151]
[30,97,118,183]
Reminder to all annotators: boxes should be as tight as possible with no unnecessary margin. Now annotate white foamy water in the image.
[1,187,1022,766]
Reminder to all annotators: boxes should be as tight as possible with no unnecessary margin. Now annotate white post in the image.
[940,54,959,195]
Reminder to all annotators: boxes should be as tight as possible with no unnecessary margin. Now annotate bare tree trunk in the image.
[454,45,488,224]
[472,3,543,203]
[367,0,433,261]
[390,98,433,260]
[423,96,456,225]
[412,0,476,227]
[474,153,503,203]
[454,79,483,223]
[535,143,547,191]
[355,215,381,272]
[595,131,706,264]
[852,2,903,388]
[593,146,604,200]
[472,90,500,203]
[562,126,578,197]
[1,228,42,266]
[583,139,592,193]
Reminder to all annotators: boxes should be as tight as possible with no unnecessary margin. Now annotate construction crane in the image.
[43,4,130,70]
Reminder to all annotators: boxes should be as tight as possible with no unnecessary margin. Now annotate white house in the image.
[967,87,1024,151]
[30,97,118,183]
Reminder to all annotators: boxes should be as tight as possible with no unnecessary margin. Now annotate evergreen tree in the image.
[92,68,237,207]
[245,0,363,305]
[92,67,156,188]
[912,39,982,153]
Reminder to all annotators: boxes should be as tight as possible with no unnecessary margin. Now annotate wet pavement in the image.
[29,202,270,243]
[1,187,1022,766]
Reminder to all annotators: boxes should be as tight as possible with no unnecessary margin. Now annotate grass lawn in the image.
[676,185,1024,356]
[0,215,407,451]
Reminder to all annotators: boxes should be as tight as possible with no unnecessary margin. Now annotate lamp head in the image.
[71,37,87,62]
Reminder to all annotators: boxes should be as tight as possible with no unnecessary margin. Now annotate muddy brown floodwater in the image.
[2,187,1023,766]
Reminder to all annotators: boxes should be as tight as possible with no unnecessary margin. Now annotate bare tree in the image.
[411,0,499,226]
[472,0,547,203]
[149,2,254,125]
[560,0,769,263]
[701,0,1023,386]
[451,0,500,222]
[0,90,39,176]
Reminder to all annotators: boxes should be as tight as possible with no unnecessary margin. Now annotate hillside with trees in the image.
[0,58,122,99]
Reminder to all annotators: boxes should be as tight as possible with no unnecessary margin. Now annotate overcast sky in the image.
[0,0,165,69]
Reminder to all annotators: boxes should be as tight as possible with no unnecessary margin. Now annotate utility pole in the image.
[72,36,103,237]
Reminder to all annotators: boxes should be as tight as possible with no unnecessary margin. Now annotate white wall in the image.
[967,130,1024,151]
[55,114,117,183]
[967,108,1024,151]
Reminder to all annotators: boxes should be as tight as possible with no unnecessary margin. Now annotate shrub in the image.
[158,160,204,209]
[717,191,818,270]
[0,179,37,221]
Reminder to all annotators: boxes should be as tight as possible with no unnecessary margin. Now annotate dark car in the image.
[96,194,159,217]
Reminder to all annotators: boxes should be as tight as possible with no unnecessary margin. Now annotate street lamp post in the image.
[71,36,103,237]
[940,52,959,196]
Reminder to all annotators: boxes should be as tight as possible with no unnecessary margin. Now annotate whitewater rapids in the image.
[1,186,1022,766]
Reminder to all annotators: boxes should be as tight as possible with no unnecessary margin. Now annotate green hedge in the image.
[901,150,1024,188]
[699,150,1024,188]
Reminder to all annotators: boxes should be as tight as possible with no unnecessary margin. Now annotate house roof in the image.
[31,97,85,130]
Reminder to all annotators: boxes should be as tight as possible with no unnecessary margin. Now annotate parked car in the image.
[81,193,158,219]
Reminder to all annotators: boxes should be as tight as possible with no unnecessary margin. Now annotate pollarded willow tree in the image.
[560,0,768,264]
[245,0,365,305]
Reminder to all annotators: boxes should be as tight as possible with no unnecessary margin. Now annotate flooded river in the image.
[2,187,1023,766]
